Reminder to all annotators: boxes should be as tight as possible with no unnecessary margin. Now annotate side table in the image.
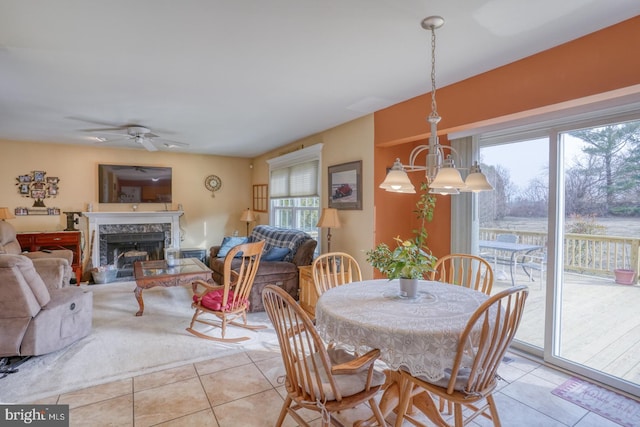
[180,247,207,265]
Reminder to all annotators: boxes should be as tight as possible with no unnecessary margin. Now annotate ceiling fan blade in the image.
[67,116,126,127]
[80,126,129,132]
[95,137,129,145]
[158,138,189,148]
[97,132,131,138]
[138,137,159,152]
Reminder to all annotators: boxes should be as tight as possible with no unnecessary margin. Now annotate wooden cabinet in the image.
[298,265,317,318]
[17,231,82,285]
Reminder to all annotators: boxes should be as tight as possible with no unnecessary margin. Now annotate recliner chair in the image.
[0,221,73,286]
[0,254,92,361]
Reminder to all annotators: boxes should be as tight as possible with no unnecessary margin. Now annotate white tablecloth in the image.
[315,279,489,382]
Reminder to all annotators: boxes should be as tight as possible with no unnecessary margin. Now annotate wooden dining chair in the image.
[430,253,494,414]
[395,285,529,427]
[430,253,494,295]
[312,252,362,298]
[261,285,387,427]
[186,240,266,342]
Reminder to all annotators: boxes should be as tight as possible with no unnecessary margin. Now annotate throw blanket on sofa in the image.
[248,225,312,263]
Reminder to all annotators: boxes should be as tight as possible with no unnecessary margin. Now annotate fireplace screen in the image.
[104,232,165,278]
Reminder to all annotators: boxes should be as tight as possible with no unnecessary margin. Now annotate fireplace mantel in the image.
[84,211,183,268]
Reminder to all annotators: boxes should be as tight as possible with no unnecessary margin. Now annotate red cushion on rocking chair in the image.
[196,289,249,312]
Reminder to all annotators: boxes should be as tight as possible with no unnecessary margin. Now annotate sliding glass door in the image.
[473,115,640,396]
[478,137,549,351]
[552,121,640,393]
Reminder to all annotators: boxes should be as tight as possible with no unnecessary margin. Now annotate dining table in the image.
[314,279,490,426]
[479,239,542,286]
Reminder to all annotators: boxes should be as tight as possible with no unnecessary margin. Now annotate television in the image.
[98,164,172,203]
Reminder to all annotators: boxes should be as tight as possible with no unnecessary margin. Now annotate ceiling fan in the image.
[89,125,188,152]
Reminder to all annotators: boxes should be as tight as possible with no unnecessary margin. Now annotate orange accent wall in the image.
[373,16,640,258]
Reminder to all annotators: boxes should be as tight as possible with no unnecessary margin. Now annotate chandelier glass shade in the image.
[379,16,493,196]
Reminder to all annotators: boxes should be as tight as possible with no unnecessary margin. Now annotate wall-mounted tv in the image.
[98,164,172,203]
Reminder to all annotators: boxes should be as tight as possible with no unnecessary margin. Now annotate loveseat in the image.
[209,225,317,312]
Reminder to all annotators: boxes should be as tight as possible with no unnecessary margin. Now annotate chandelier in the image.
[379,16,493,195]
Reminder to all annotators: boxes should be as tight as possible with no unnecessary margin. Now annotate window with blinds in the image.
[270,160,319,198]
[266,144,323,239]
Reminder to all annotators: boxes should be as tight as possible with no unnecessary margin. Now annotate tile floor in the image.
[30,347,631,427]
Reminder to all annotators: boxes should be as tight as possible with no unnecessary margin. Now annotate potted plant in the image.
[614,254,636,285]
[614,268,636,285]
[366,183,438,297]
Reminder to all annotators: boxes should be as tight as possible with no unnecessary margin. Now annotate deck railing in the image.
[480,228,639,283]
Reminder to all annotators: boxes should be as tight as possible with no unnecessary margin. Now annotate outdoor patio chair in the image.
[481,233,518,279]
[520,250,547,283]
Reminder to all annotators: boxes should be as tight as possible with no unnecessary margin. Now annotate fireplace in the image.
[84,211,183,280]
[104,232,165,277]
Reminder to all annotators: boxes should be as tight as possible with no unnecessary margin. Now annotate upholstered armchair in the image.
[0,221,73,286]
[0,254,93,359]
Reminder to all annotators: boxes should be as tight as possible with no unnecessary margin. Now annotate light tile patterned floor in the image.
[31,348,631,427]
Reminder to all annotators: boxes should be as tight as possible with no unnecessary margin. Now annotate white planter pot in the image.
[399,278,418,298]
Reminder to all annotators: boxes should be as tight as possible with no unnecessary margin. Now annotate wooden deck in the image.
[491,267,640,385]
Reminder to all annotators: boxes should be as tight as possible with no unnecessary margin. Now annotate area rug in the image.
[0,281,279,403]
[552,377,640,427]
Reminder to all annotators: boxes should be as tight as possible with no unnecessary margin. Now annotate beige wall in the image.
[251,115,376,278]
[0,140,253,252]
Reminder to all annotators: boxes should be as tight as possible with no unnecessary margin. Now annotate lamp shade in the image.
[428,162,465,190]
[316,208,341,228]
[379,159,416,193]
[461,161,494,192]
[240,209,257,222]
[0,207,15,220]
[462,172,494,192]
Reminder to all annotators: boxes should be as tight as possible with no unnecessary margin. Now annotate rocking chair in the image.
[187,240,265,342]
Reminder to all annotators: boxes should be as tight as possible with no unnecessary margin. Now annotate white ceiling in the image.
[1,1,639,157]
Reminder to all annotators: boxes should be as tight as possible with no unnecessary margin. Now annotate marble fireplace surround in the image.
[84,211,183,270]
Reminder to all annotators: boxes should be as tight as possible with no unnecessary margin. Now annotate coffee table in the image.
[133,257,213,316]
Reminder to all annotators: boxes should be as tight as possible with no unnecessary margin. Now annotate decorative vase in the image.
[165,248,180,267]
[614,269,636,285]
[399,278,419,298]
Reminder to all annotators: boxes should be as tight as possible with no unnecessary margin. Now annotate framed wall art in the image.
[14,170,61,212]
[31,189,46,200]
[328,160,362,210]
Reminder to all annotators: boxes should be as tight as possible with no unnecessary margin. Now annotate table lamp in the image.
[0,207,15,221]
[316,208,341,253]
[240,208,257,236]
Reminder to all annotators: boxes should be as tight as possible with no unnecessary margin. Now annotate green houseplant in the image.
[365,236,436,280]
[366,183,438,295]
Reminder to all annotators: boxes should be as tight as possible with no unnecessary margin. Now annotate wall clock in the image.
[204,174,222,197]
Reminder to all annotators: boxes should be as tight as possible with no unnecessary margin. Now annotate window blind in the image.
[270,160,319,198]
